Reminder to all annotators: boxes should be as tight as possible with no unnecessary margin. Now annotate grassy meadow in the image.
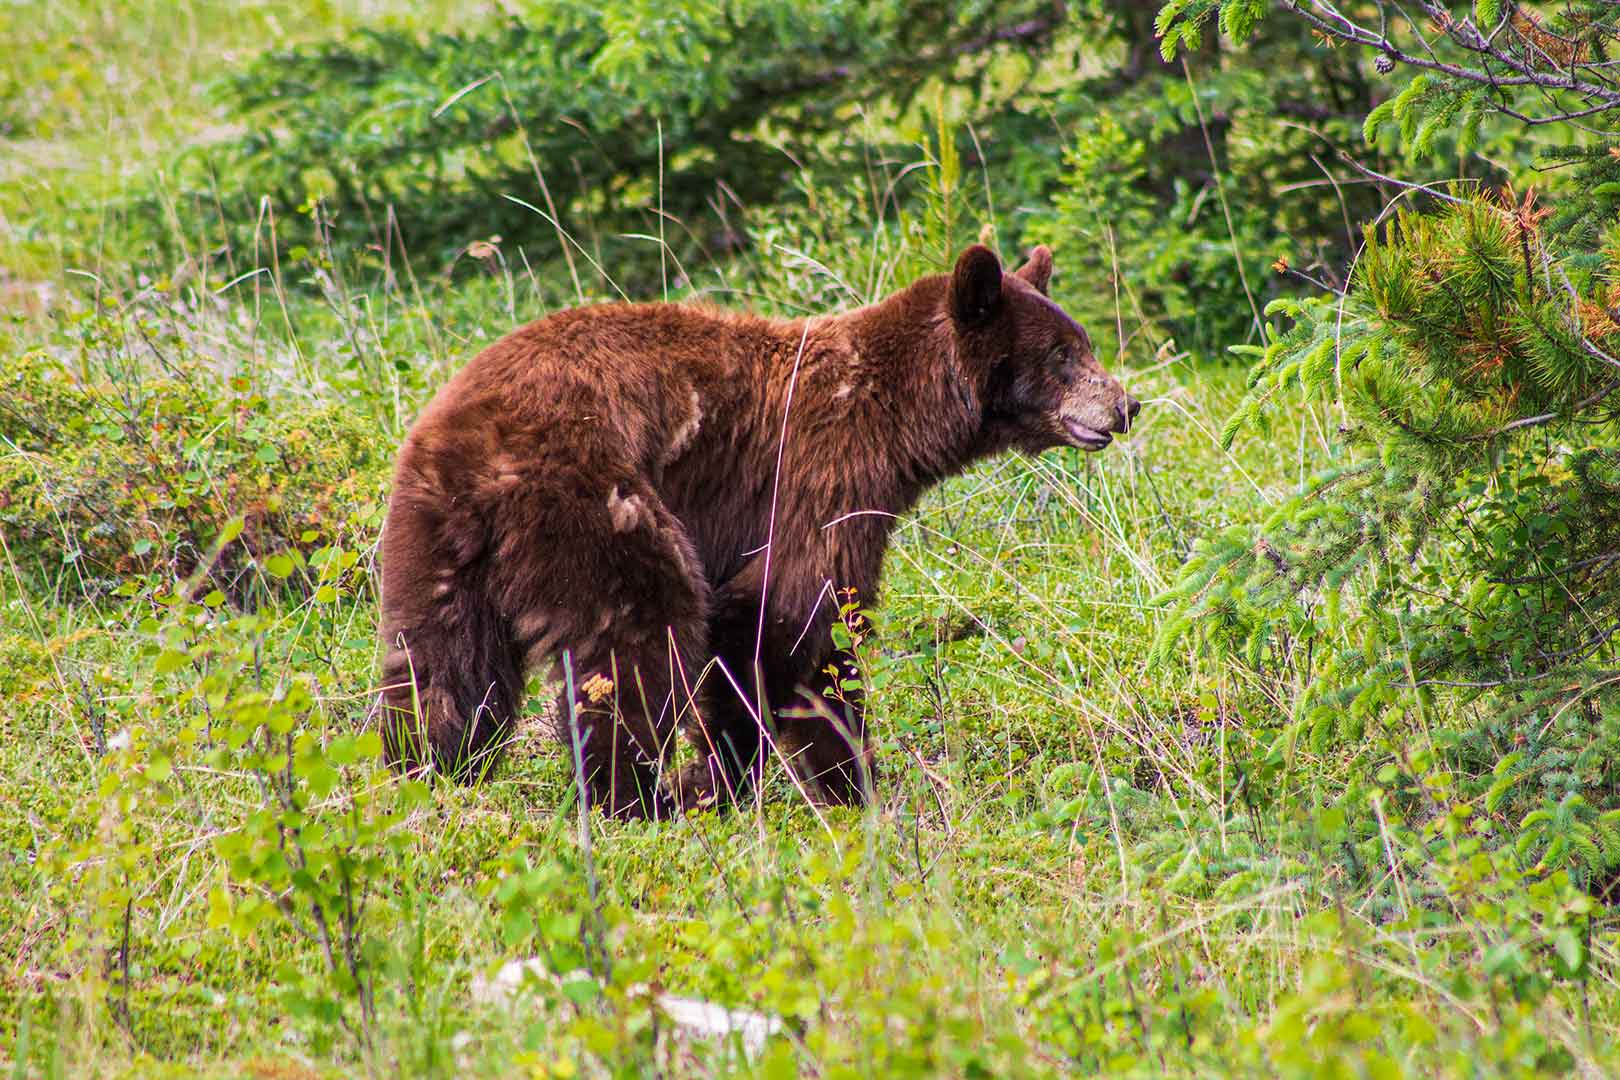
[3,2,1617,1077]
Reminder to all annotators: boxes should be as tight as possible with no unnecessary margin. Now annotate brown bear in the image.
[378,244,1138,818]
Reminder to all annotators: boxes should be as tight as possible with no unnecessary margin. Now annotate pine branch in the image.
[1284,1,1620,126]
[1458,377,1620,442]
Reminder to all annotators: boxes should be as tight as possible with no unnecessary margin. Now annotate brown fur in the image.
[378,245,1138,818]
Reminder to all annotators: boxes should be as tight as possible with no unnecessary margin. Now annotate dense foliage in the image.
[1020,4,1386,358]
[117,1,1391,360]
[0,312,386,604]
[159,2,1062,286]
[1156,0,1620,883]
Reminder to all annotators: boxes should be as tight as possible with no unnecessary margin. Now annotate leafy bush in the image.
[1016,5,1384,361]
[0,297,389,602]
[108,0,1387,366]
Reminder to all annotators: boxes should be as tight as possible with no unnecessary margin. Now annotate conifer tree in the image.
[1154,1,1620,875]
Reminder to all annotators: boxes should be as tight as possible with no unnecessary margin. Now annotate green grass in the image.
[0,0,476,279]
[4,4,1619,1077]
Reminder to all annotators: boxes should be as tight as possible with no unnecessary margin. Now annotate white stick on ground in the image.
[472,959,783,1058]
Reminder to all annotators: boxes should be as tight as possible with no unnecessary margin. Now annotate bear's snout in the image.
[1055,370,1136,450]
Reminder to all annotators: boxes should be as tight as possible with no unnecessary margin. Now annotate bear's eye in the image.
[1046,347,1073,374]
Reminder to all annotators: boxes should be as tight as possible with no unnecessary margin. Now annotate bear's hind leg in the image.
[380,496,522,782]
[671,687,766,812]
[668,576,778,812]
[556,620,708,819]
[491,478,709,820]
[380,592,523,781]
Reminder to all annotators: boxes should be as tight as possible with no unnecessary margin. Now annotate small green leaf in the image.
[155,649,191,675]
[1554,927,1584,972]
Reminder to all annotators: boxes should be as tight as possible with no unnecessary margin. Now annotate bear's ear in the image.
[951,245,1003,326]
[1014,245,1053,295]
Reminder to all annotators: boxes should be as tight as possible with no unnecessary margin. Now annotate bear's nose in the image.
[1114,394,1141,434]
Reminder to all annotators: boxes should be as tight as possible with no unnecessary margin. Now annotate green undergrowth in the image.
[5,253,1614,1077]
[0,314,386,606]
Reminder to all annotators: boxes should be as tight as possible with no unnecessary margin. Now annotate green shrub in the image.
[133,1,1065,283]
[0,300,389,602]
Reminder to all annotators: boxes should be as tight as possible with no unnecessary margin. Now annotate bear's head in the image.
[950,244,1139,454]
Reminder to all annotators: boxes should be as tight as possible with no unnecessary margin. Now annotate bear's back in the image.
[394,302,801,517]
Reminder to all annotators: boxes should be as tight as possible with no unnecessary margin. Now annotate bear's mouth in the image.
[1061,417,1113,451]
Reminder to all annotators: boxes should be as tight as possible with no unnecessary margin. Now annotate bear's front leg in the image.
[673,560,873,810]
[777,645,873,807]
